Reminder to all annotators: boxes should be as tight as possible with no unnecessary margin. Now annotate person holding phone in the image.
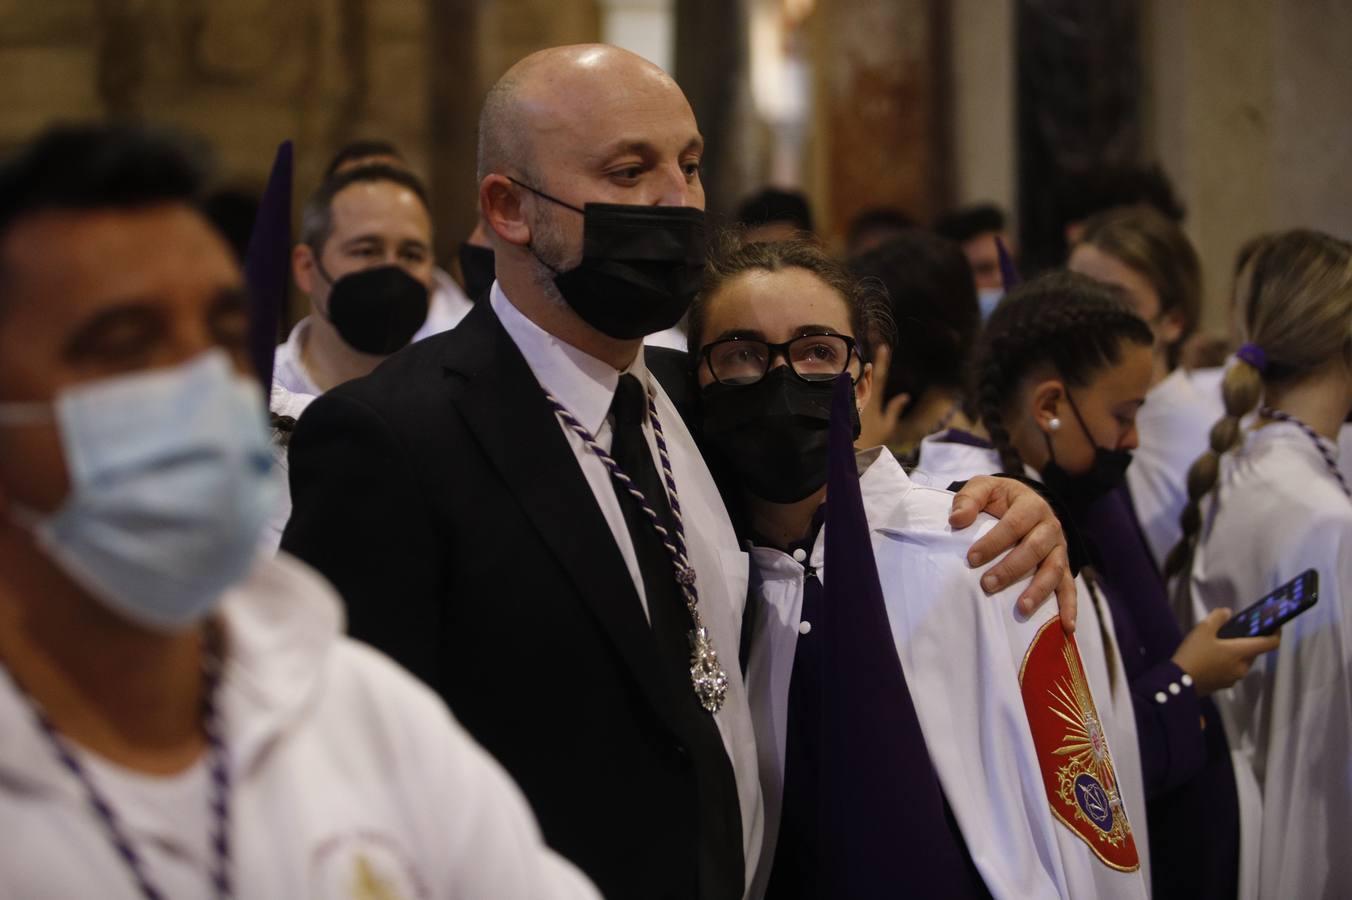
[1169,229,1352,899]
[916,271,1281,900]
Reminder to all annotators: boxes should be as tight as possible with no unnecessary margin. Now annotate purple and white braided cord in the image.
[546,387,728,713]
[1260,406,1351,499]
[10,642,232,900]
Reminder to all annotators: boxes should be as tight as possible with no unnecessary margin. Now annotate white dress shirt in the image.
[746,449,1149,899]
[1190,422,1352,900]
[0,553,600,899]
[490,283,765,898]
[644,323,689,352]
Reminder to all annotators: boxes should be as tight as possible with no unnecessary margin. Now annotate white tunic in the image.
[1190,421,1352,899]
[914,435,1152,887]
[0,553,600,899]
[1128,367,1226,568]
[747,449,1149,900]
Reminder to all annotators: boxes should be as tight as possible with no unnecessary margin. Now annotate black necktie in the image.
[607,373,743,900]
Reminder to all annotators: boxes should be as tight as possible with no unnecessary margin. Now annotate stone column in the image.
[807,0,947,243]
[947,0,1016,221]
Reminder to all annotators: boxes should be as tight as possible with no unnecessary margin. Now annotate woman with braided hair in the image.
[1171,229,1352,900]
[915,271,1278,900]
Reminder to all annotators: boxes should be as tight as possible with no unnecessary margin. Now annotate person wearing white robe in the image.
[1173,227,1352,900]
[1189,423,1351,899]
[1128,365,1225,567]
[748,446,1151,900]
[684,242,1137,899]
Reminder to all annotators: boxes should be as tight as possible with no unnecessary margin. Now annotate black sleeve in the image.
[281,389,446,686]
[947,473,1088,577]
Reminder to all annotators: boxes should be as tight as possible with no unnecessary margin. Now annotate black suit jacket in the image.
[281,302,744,900]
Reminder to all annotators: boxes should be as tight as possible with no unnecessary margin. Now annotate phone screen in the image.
[1217,569,1319,639]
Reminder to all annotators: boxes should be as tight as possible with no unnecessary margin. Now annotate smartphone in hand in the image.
[1217,569,1318,639]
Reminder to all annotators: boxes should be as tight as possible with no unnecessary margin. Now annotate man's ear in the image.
[292,243,317,295]
[480,175,532,248]
[1028,378,1066,434]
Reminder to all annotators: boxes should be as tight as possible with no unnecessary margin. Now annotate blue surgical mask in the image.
[0,350,278,631]
[977,287,1004,321]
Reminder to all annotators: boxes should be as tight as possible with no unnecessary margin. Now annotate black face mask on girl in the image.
[700,367,862,504]
[1039,392,1133,515]
[509,177,706,340]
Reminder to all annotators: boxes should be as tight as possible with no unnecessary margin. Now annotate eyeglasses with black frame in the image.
[701,333,861,386]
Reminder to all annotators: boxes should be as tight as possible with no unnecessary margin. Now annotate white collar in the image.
[856,446,916,531]
[491,282,651,434]
[0,554,342,795]
[750,447,912,576]
[274,317,323,397]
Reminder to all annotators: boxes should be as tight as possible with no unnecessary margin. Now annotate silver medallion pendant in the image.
[689,625,729,713]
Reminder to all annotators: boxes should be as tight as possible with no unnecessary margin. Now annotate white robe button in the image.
[1155,691,1168,704]
[1169,682,1181,695]
[798,620,812,635]
[1181,673,1194,688]
[792,548,808,563]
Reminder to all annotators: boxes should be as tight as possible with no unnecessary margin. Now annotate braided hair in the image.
[1164,230,1352,591]
[971,271,1154,476]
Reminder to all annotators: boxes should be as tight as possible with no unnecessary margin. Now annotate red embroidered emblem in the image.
[1019,617,1140,872]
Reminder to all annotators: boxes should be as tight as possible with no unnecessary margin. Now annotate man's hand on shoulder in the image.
[947,476,1076,632]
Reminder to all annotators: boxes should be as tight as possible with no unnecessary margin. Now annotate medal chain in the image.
[546,387,730,714]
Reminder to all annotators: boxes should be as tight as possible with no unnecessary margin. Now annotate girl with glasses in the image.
[688,238,1149,899]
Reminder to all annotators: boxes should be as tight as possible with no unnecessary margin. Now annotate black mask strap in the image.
[309,249,339,287]
[1064,390,1108,452]
[507,176,582,276]
[506,176,586,215]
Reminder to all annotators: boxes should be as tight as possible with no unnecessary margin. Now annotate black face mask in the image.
[458,242,496,300]
[322,264,429,355]
[1040,393,1133,517]
[511,178,706,340]
[700,367,861,504]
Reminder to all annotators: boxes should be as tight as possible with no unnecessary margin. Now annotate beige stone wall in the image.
[0,0,602,320]
[807,0,945,242]
[1141,0,1352,332]
[947,0,1015,222]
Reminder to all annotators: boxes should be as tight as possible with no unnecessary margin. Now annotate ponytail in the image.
[1165,227,1352,624]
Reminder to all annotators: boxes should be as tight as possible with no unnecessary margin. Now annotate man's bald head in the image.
[476,44,688,183]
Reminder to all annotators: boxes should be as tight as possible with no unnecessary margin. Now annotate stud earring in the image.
[1048,417,1062,432]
